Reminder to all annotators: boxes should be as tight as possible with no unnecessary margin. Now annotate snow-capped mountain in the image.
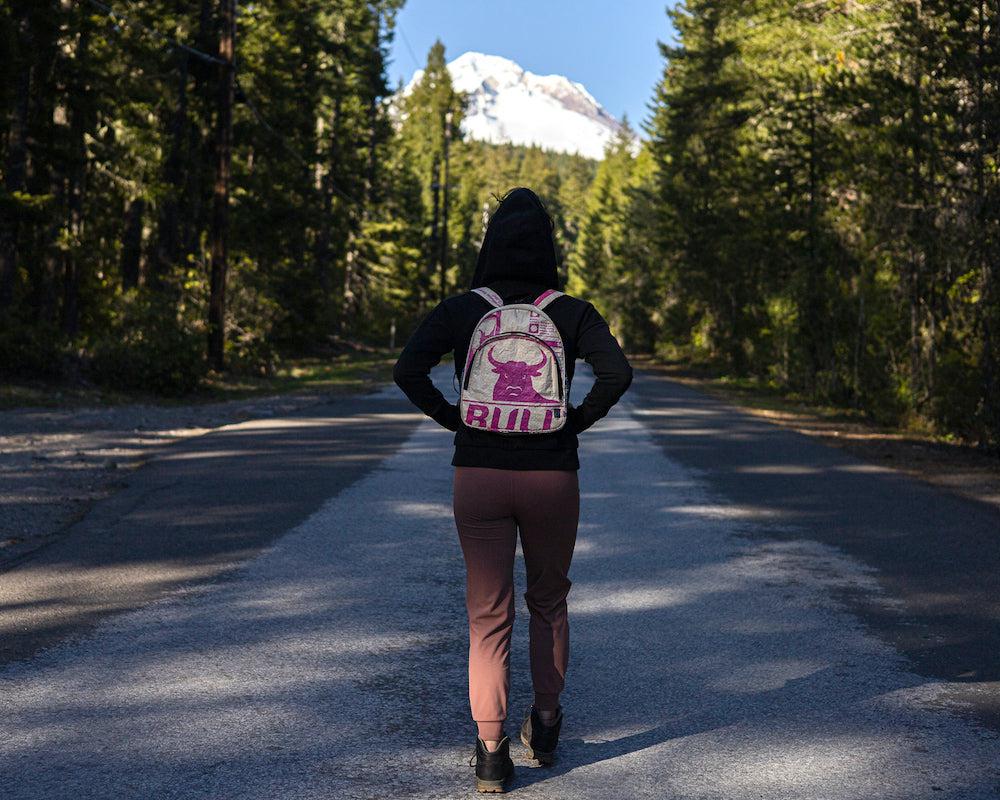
[402,52,624,160]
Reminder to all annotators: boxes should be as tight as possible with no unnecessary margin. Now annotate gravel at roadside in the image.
[0,390,336,569]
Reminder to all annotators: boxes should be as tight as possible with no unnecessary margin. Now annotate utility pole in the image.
[208,0,236,372]
[439,110,452,302]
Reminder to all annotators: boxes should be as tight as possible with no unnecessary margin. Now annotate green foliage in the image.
[931,345,984,440]
[590,0,1000,447]
[5,0,998,450]
[569,123,663,351]
[0,317,67,380]
[0,0,599,399]
[223,257,282,377]
[88,290,205,396]
[0,1,407,378]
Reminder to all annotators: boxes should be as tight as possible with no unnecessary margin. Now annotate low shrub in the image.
[88,292,206,396]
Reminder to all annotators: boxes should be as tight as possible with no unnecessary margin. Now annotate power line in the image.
[397,25,421,71]
[233,75,306,165]
[81,0,227,65]
[234,74,362,208]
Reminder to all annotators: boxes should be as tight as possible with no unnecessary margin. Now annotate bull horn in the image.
[529,349,547,371]
[487,346,502,368]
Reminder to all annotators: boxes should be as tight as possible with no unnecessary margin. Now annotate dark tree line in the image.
[6,0,992,449]
[577,0,1000,448]
[1,0,412,391]
[0,3,593,396]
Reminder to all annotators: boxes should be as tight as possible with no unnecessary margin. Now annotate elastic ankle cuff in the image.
[477,721,504,741]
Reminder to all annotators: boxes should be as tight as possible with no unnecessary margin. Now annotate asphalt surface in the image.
[1,366,998,799]
[0,389,423,664]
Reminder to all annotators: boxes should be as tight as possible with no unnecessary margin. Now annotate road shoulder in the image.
[630,356,1000,513]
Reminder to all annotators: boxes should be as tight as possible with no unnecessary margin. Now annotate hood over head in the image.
[470,187,560,291]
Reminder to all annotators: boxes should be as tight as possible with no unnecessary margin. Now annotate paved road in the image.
[0,390,422,664]
[1,366,998,799]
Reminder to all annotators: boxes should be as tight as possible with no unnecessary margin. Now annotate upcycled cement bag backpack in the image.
[459,286,567,434]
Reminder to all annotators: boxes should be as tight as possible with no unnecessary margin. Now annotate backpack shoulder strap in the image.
[532,289,565,310]
[472,286,504,308]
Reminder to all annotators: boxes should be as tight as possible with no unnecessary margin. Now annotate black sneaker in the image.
[468,734,514,793]
[519,705,563,765]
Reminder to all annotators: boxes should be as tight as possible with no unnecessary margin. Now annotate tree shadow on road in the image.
[2,373,999,799]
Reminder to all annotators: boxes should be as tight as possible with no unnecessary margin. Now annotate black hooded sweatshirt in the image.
[392,187,633,470]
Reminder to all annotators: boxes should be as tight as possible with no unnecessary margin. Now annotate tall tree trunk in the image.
[340,9,383,334]
[30,5,64,327]
[152,51,190,292]
[906,7,925,402]
[208,0,235,371]
[852,273,866,406]
[974,0,1000,449]
[805,77,821,390]
[429,152,440,303]
[0,16,33,311]
[327,89,353,336]
[61,23,91,338]
[179,0,216,266]
[121,198,145,290]
[37,174,66,325]
[440,111,451,302]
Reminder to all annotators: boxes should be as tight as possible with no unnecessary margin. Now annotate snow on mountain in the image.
[402,52,625,161]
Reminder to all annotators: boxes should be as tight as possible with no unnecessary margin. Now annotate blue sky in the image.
[388,1,677,133]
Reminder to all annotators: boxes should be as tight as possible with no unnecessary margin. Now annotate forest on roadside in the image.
[1,1,998,449]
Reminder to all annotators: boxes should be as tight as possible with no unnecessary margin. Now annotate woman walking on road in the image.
[393,187,633,793]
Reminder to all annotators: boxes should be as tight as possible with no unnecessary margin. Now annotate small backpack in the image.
[459,286,568,434]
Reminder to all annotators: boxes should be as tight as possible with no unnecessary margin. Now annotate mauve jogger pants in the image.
[452,465,580,742]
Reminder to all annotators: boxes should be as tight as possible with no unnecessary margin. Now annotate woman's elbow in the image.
[619,362,634,394]
[616,359,632,395]
[392,358,409,389]
[598,362,633,401]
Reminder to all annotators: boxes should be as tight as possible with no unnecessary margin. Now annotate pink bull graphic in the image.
[487,346,555,403]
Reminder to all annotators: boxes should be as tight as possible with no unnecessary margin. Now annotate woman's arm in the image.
[392,301,461,431]
[568,302,634,434]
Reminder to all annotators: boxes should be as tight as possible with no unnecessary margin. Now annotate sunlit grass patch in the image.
[196,351,400,402]
[0,349,418,409]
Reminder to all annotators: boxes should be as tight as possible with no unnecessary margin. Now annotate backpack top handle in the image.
[471,286,564,310]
